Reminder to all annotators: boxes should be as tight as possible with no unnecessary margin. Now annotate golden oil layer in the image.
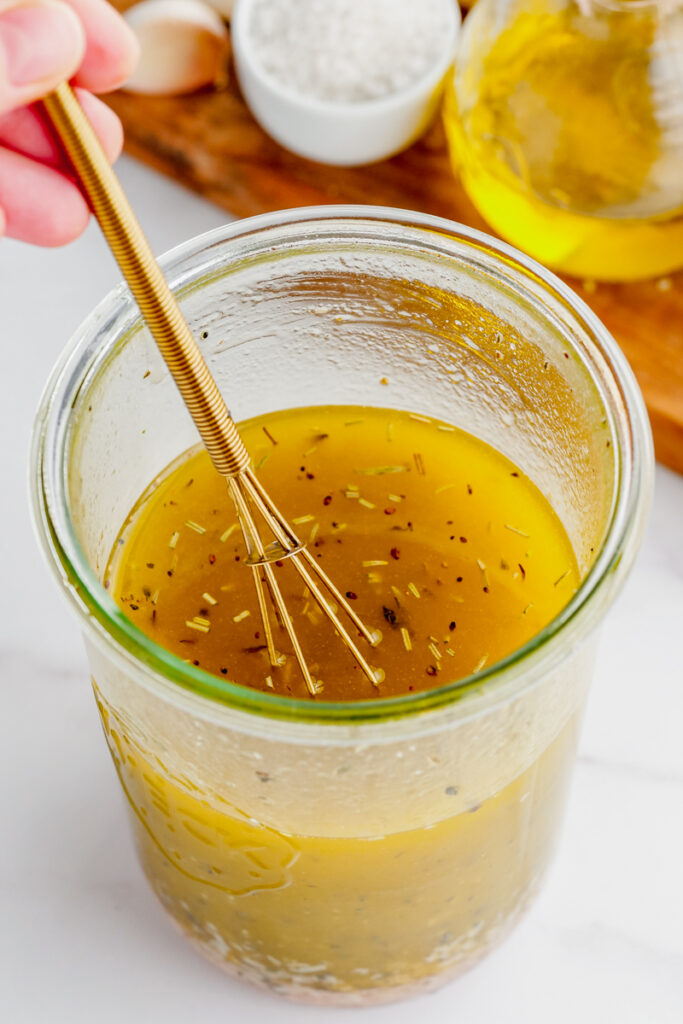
[108,405,578,701]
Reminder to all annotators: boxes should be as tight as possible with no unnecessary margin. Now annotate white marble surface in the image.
[2,158,682,1023]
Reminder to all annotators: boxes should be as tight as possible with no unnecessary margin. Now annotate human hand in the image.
[0,0,139,245]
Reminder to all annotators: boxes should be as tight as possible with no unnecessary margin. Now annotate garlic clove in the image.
[204,0,235,18]
[123,0,229,96]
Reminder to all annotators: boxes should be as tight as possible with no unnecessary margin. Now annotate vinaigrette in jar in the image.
[99,404,582,999]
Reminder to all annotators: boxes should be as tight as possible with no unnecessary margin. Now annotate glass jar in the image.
[444,0,683,281]
[31,208,652,1006]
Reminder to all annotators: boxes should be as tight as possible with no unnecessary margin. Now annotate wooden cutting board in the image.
[103,21,683,473]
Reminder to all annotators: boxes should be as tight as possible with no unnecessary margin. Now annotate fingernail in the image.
[0,1,84,87]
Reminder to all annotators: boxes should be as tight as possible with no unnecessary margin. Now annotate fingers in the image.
[0,0,139,119]
[0,92,124,246]
[0,0,138,246]
[0,144,90,245]
[0,0,86,115]
[64,0,139,93]
[0,87,123,166]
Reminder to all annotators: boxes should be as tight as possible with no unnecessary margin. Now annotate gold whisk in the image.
[42,82,382,697]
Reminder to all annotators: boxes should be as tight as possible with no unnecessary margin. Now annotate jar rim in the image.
[30,206,653,728]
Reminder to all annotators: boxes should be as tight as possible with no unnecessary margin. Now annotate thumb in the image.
[0,0,86,116]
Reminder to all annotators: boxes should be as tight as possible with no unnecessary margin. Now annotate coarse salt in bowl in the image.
[232,0,461,166]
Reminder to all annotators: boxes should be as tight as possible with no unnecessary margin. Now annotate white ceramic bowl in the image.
[231,0,461,166]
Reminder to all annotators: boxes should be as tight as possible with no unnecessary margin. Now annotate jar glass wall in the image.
[31,208,652,1006]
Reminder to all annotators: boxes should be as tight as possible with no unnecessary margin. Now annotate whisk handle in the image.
[41,82,249,479]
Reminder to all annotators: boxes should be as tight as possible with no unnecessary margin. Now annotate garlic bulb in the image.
[123,0,229,96]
